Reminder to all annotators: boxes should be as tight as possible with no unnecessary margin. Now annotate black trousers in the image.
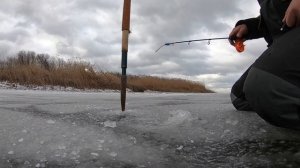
[231,27,300,130]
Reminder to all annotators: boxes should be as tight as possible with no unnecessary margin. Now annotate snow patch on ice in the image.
[24,161,30,165]
[0,81,120,93]
[97,139,105,143]
[35,162,46,168]
[46,120,56,124]
[225,119,239,126]
[8,151,14,155]
[129,136,137,144]
[259,128,267,133]
[57,145,66,150]
[109,152,117,157]
[91,152,99,157]
[103,121,117,128]
[176,145,184,150]
[163,110,192,126]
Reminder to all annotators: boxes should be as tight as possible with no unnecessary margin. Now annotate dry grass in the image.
[0,51,213,93]
[127,75,212,93]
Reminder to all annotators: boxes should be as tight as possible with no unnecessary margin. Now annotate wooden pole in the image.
[121,0,131,111]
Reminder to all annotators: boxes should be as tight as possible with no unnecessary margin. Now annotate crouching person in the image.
[229,0,300,129]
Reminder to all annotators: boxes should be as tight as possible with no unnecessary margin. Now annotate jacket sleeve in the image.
[235,16,265,40]
[235,16,273,45]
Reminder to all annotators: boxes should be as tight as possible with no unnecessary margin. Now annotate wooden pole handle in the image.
[122,0,131,31]
[121,0,131,112]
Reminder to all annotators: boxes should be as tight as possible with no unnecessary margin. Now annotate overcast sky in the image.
[0,0,268,92]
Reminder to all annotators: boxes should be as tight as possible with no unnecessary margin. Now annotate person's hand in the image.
[283,0,300,27]
[228,24,248,46]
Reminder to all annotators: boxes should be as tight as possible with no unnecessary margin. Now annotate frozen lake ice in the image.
[0,89,300,168]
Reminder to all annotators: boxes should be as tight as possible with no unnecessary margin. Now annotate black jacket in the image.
[236,0,291,46]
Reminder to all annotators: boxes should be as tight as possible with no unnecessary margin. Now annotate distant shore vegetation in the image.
[0,51,213,93]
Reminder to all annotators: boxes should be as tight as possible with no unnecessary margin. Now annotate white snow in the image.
[103,121,117,128]
[91,153,99,157]
[35,163,46,168]
[225,119,239,125]
[57,145,66,150]
[8,151,14,155]
[176,145,184,150]
[46,120,56,124]
[260,128,267,133]
[109,152,117,157]
[163,110,192,126]
[97,140,105,143]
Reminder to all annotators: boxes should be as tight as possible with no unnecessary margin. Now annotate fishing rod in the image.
[155,37,245,53]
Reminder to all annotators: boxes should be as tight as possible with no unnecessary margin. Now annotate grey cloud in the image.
[0,28,30,42]
[128,0,247,79]
[0,41,15,58]
[73,0,119,11]
[133,0,242,40]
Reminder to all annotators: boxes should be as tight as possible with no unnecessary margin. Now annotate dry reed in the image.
[0,51,213,93]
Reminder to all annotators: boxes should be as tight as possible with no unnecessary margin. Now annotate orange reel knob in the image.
[234,39,245,53]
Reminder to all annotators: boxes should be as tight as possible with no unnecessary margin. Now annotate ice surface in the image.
[0,89,300,167]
